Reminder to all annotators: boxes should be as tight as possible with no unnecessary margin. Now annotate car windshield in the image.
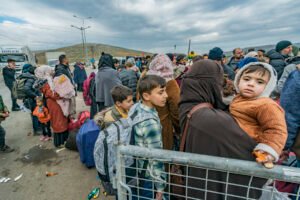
[0,54,26,63]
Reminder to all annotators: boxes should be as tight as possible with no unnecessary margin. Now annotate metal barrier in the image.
[115,145,300,200]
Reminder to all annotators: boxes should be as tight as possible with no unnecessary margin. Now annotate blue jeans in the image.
[132,179,154,200]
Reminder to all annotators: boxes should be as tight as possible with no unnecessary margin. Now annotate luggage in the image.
[76,119,100,168]
[83,72,95,106]
[65,129,79,151]
[68,111,90,131]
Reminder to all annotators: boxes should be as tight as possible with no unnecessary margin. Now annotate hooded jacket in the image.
[267,49,289,80]
[95,54,122,106]
[230,62,287,161]
[280,70,300,151]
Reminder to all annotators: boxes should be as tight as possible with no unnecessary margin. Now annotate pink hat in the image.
[147,54,174,80]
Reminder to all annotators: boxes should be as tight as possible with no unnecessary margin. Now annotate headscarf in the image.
[98,54,114,69]
[35,65,55,90]
[147,54,174,81]
[179,59,226,128]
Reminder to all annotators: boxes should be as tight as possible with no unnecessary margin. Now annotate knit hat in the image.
[236,57,258,69]
[147,54,174,81]
[208,47,224,61]
[234,62,277,98]
[275,40,292,52]
[22,64,33,73]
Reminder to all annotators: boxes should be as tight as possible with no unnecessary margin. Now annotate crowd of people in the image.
[0,40,299,199]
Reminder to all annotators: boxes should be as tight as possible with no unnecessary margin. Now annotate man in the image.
[54,55,74,84]
[209,47,235,80]
[2,59,20,111]
[257,49,267,62]
[227,48,244,70]
[267,40,293,80]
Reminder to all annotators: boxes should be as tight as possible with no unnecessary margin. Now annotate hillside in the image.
[35,43,152,64]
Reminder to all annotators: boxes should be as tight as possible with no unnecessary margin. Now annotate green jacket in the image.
[0,95,9,122]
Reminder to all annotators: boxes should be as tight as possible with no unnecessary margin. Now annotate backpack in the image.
[93,104,158,187]
[68,111,90,131]
[83,73,95,106]
[12,76,27,99]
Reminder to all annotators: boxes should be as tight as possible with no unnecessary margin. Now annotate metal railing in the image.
[115,145,300,200]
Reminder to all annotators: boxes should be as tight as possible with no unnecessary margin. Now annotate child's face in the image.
[36,99,43,107]
[238,71,269,98]
[143,86,168,107]
[116,95,134,111]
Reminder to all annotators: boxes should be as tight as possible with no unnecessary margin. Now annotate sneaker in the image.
[0,145,14,153]
[44,136,52,141]
[40,136,46,141]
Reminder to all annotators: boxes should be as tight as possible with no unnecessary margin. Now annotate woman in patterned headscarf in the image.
[147,54,181,150]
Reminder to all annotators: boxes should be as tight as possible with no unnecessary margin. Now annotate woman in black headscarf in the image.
[179,60,266,199]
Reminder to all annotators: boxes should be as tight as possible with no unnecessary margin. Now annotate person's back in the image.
[230,62,287,167]
[95,54,122,109]
[119,67,138,102]
[280,70,300,152]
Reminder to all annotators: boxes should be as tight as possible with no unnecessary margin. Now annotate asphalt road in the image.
[0,69,114,200]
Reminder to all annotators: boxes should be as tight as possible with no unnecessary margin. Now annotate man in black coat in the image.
[267,40,293,80]
[2,59,20,111]
[54,54,74,84]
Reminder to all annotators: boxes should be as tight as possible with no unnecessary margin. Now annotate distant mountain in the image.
[34,43,152,64]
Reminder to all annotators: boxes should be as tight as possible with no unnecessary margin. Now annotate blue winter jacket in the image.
[280,70,300,149]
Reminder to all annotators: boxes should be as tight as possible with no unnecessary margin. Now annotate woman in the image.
[35,66,69,147]
[147,54,181,150]
[95,53,122,112]
[179,60,266,199]
[21,64,40,135]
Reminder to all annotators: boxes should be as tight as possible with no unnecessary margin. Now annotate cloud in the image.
[0,0,299,54]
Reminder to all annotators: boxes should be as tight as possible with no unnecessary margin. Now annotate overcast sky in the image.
[0,0,299,54]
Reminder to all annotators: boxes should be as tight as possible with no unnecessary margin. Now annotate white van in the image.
[0,46,36,75]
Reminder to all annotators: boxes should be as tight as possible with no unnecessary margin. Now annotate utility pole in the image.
[174,44,176,54]
[71,15,92,64]
[187,39,191,56]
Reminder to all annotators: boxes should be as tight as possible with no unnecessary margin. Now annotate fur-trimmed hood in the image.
[234,62,277,98]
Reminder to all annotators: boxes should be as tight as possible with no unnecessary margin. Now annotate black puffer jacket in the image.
[267,49,289,80]
[19,73,39,98]
[54,63,74,84]
[119,68,138,101]
[2,66,16,89]
[19,72,39,110]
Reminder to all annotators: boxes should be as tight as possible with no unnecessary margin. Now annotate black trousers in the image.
[8,86,19,109]
[41,122,51,137]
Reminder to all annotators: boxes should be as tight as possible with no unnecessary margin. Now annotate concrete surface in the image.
[0,70,114,200]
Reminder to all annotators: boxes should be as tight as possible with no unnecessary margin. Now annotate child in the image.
[230,62,288,168]
[33,96,52,141]
[128,75,168,200]
[94,85,134,129]
[0,95,14,153]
